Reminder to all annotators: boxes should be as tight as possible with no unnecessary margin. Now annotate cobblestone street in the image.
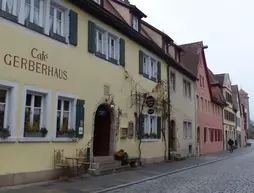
[109,149,254,193]
[0,147,253,193]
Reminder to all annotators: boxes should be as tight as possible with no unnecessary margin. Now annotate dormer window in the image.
[93,0,101,5]
[132,16,139,31]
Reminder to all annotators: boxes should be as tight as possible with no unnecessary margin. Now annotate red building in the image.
[181,42,227,154]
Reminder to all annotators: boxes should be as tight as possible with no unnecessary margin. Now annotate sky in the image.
[131,0,254,119]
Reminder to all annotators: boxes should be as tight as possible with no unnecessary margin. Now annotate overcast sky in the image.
[131,0,254,119]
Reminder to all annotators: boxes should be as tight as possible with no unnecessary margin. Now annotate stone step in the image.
[88,165,129,176]
[91,160,121,170]
[93,156,114,163]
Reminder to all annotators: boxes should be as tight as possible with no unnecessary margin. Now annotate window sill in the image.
[142,74,158,83]
[49,32,67,44]
[141,139,160,142]
[0,137,17,143]
[18,137,51,143]
[52,137,78,142]
[0,10,18,23]
[95,52,119,66]
[25,20,44,34]
[0,14,69,45]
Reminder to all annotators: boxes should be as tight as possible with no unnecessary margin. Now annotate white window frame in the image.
[47,0,70,41]
[0,0,70,43]
[49,4,65,36]
[170,72,176,91]
[142,113,160,142]
[0,80,18,142]
[132,16,139,31]
[19,85,51,142]
[187,122,192,138]
[183,122,187,139]
[53,91,77,141]
[93,0,101,4]
[183,79,191,99]
[95,24,120,64]
[24,92,44,131]
[1,0,18,16]
[24,0,44,27]
[142,52,158,81]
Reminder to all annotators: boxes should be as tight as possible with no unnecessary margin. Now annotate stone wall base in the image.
[141,156,165,165]
[0,168,68,188]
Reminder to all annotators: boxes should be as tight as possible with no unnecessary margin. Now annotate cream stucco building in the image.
[0,0,197,187]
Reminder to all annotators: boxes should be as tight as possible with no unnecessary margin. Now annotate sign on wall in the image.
[3,48,68,80]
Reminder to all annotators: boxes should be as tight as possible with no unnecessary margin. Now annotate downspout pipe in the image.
[167,63,171,160]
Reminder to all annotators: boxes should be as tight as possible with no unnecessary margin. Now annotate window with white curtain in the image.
[24,93,44,132]
[142,54,158,81]
[96,29,105,54]
[50,5,64,36]
[56,98,72,135]
[143,114,157,135]
[25,0,44,27]
[1,0,18,16]
[0,89,7,129]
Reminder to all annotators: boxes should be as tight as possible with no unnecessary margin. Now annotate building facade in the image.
[105,0,198,158]
[0,0,198,186]
[232,85,242,147]
[180,42,225,154]
[214,74,236,149]
[239,89,251,133]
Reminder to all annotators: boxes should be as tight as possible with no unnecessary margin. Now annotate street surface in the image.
[0,147,253,193]
[109,150,254,193]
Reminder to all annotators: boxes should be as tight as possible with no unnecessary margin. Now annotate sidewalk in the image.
[0,147,252,193]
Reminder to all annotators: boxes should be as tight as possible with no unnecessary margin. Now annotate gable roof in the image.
[214,74,226,86]
[208,70,227,106]
[239,89,248,95]
[179,41,203,76]
[70,0,197,80]
[110,0,147,18]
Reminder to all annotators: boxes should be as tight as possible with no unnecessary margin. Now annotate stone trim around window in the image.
[0,0,71,44]
[0,80,18,143]
[52,91,77,142]
[19,85,52,142]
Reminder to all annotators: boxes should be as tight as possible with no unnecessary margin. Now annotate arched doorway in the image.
[170,120,176,151]
[93,104,112,157]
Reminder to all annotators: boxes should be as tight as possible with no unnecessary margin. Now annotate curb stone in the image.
[93,151,250,193]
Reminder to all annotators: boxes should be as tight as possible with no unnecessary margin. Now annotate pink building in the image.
[181,42,227,154]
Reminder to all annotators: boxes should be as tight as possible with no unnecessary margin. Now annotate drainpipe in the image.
[167,63,171,160]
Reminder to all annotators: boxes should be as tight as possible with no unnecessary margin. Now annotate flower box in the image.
[24,131,43,138]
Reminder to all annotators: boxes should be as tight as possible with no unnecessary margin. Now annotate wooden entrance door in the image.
[93,105,111,157]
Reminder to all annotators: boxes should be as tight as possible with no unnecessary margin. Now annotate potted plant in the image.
[40,128,48,137]
[114,149,128,165]
[150,133,157,139]
[68,129,76,138]
[25,121,42,137]
[144,133,150,139]
[0,126,11,139]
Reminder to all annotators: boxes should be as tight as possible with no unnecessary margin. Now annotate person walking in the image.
[228,138,234,153]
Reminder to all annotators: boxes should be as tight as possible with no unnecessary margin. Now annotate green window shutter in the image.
[69,10,78,46]
[157,116,161,139]
[88,20,96,53]
[139,50,143,75]
[138,114,144,139]
[75,99,85,138]
[120,38,125,66]
[157,61,161,82]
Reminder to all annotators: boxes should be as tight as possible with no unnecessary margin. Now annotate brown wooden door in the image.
[93,105,111,157]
